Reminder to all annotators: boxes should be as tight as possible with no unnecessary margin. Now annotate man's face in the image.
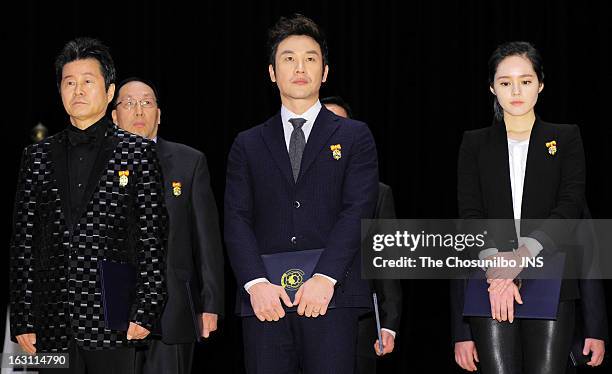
[111,81,160,139]
[60,58,114,126]
[269,35,329,104]
[324,103,348,118]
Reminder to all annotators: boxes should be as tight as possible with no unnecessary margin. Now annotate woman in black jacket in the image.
[454,41,604,373]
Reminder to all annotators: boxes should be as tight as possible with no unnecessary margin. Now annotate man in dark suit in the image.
[112,77,224,374]
[9,38,167,374]
[224,14,379,374]
[321,96,402,372]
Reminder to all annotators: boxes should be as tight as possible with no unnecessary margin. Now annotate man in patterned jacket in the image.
[9,37,167,374]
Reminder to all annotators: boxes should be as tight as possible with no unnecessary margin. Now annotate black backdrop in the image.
[2,0,611,372]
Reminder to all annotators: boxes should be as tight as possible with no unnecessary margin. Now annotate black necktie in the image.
[288,118,307,181]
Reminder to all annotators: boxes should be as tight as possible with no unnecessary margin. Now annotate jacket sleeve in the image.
[130,142,168,330]
[10,147,37,338]
[191,152,225,316]
[224,133,268,287]
[314,124,379,281]
[374,185,403,331]
[457,131,497,259]
[528,125,586,253]
[449,279,473,343]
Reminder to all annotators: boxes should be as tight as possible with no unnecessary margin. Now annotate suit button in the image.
[291,236,297,245]
[294,201,301,209]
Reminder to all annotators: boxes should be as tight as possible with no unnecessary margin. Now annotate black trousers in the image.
[135,340,194,374]
[355,313,377,374]
[40,340,136,374]
[470,301,575,374]
[242,308,360,374]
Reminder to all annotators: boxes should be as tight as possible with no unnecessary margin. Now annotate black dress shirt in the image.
[65,118,108,220]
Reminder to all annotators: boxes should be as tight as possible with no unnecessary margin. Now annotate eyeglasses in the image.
[115,98,157,110]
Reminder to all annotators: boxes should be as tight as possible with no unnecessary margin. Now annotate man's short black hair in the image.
[54,37,116,91]
[267,13,328,69]
[321,96,353,119]
[113,77,161,108]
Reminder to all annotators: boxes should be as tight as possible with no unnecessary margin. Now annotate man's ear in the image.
[322,65,329,83]
[111,109,118,125]
[269,64,276,83]
[106,83,116,103]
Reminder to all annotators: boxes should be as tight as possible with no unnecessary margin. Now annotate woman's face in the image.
[490,55,543,118]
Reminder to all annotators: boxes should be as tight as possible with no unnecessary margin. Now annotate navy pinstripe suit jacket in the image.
[225,106,379,312]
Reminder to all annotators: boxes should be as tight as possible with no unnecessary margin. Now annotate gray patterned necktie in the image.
[288,117,307,181]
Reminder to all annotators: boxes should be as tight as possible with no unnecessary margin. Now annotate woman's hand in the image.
[486,246,531,293]
[488,280,522,322]
[454,340,479,371]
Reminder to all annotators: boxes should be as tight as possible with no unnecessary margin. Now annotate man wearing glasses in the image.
[112,77,224,374]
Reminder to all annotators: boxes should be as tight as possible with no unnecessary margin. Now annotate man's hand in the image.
[454,340,479,372]
[16,333,36,355]
[583,338,605,367]
[374,330,395,356]
[488,280,522,322]
[249,282,293,322]
[294,275,334,318]
[201,313,218,338]
[126,322,150,340]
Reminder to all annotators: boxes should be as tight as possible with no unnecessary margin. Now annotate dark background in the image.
[2,0,611,372]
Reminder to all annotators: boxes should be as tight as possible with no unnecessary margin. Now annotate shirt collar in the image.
[67,117,109,135]
[280,100,322,128]
[65,117,109,145]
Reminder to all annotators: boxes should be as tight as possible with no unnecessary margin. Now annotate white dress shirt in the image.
[280,100,321,150]
[479,137,542,260]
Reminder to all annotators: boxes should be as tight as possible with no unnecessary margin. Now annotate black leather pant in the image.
[470,301,575,374]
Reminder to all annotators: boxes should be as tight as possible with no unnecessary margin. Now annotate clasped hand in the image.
[485,247,531,322]
[249,275,334,322]
[486,245,531,294]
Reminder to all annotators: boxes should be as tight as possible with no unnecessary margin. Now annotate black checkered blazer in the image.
[9,121,168,351]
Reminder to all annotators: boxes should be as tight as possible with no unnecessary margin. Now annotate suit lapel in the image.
[297,107,340,182]
[488,121,515,218]
[76,123,120,222]
[156,137,173,175]
[49,130,73,227]
[521,119,550,219]
[261,113,294,186]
